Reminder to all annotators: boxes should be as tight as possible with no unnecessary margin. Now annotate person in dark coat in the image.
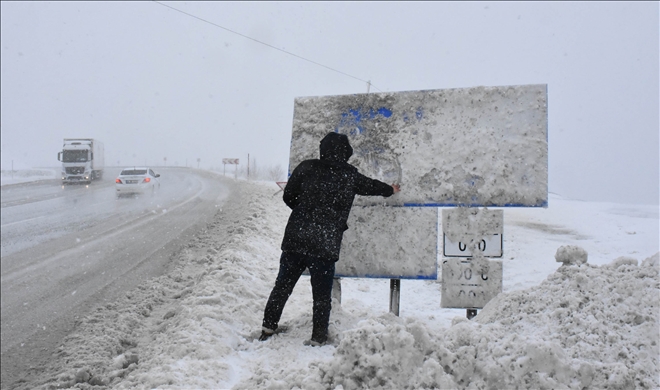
[260,132,400,345]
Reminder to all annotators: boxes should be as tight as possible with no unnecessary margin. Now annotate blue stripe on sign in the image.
[402,202,548,207]
[333,273,438,280]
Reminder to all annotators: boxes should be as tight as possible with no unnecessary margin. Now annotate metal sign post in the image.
[332,277,342,304]
[364,80,405,317]
[389,279,400,316]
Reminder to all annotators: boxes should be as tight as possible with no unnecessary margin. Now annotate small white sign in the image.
[442,208,503,258]
[444,234,503,257]
[441,258,503,309]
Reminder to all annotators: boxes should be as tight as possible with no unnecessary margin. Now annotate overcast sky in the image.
[1,1,658,205]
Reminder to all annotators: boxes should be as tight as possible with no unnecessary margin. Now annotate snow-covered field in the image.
[0,168,58,186]
[8,175,659,389]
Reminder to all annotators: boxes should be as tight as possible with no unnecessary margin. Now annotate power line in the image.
[152,1,382,92]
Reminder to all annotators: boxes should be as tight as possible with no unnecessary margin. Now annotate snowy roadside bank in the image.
[0,169,59,187]
[7,176,659,390]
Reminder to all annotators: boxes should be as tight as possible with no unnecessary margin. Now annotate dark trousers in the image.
[262,251,335,340]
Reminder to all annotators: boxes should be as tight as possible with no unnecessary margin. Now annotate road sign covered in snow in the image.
[289,84,548,207]
[337,206,437,279]
[440,208,504,309]
[441,258,503,309]
[442,208,504,258]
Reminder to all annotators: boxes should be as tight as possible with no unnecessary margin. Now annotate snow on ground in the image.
[11,175,659,389]
[0,168,58,186]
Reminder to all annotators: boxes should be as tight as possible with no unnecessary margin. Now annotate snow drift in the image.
[18,178,658,390]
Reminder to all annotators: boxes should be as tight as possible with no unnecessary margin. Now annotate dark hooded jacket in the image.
[281,132,394,261]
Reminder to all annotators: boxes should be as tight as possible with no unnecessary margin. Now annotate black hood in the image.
[319,132,353,163]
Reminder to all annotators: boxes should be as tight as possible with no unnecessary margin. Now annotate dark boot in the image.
[306,327,327,346]
[258,327,275,341]
[303,338,324,347]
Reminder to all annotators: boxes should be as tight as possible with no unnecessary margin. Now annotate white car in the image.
[115,167,160,197]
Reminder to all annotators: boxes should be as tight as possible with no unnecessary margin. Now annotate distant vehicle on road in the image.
[115,167,160,198]
[57,138,104,184]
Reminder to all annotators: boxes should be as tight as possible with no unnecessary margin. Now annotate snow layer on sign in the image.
[441,258,503,308]
[442,208,503,253]
[290,84,548,207]
[337,206,438,278]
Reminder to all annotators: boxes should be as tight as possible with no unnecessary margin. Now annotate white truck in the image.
[57,138,105,184]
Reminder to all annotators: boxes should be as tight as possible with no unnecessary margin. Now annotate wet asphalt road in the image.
[0,167,230,388]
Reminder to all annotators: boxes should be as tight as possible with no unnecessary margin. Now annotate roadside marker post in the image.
[273,181,287,196]
[222,158,239,178]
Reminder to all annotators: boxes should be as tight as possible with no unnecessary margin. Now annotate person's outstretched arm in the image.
[354,171,400,197]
